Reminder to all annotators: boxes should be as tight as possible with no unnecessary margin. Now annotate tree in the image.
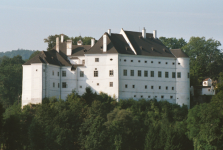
[159,37,187,49]
[182,37,223,85]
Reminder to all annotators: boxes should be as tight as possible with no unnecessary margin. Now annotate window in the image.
[145,85,147,89]
[138,70,141,76]
[80,86,82,88]
[166,62,168,64]
[172,62,175,65]
[53,82,55,87]
[159,86,161,89]
[144,71,148,77]
[109,70,114,76]
[138,60,141,63]
[94,71,98,77]
[125,84,128,88]
[208,89,210,91]
[62,71,66,77]
[36,69,38,71]
[52,71,54,75]
[177,72,181,78]
[158,71,162,77]
[155,96,157,98]
[95,58,99,62]
[161,95,164,99]
[158,61,161,64]
[134,95,136,97]
[170,96,173,99]
[110,58,113,61]
[58,72,59,76]
[141,95,143,98]
[82,60,85,64]
[62,82,66,88]
[151,86,154,89]
[80,71,84,77]
[132,85,135,88]
[148,96,151,98]
[172,72,176,78]
[58,83,60,88]
[131,70,134,76]
[188,73,190,78]
[145,61,147,63]
[151,71,154,77]
[172,87,174,90]
[124,59,126,62]
[131,60,133,62]
[178,63,180,65]
[97,83,99,86]
[110,82,113,87]
[165,72,169,78]
[123,69,127,76]
[151,61,153,63]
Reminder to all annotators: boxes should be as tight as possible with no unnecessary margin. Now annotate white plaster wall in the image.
[118,54,177,104]
[202,87,215,95]
[83,54,119,99]
[175,58,190,108]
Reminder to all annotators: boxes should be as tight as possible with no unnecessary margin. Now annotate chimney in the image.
[61,34,64,43]
[66,40,72,55]
[103,34,107,52]
[56,37,59,52]
[91,38,95,47]
[108,29,111,36]
[153,30,157,39]
[142,27,146,39]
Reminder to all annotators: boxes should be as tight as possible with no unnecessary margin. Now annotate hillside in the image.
[0,49,36,60]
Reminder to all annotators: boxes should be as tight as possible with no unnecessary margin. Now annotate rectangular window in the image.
[97,83,99,86]
[131,70,134,76]
[110,82,113,87]
[125,84,128,88]
[52,71,54,76]
[158,71,162,77]
[166,86,168,90]
[80,71,84,77]
[177,72,181,78]
[145,85,147,89]
[58,83,60,88]
[151,71,154,77]
[62,71,66,77]
[144,71,148,77]
[159,86,161,89]
[172,72,176,78]
[188,73,190,78]
[161,95,164,98]
[62,82,66,88]
[109,70,114,76]
[95,58,99,62]
[132,85,135,88]
[165,72,169,78]
[123,69,127,76]
[94,71,98,77]
[58,72,59,76]
[170,96,173,99]
[172,87,174,90]
[151,86,154,89]
[53,82,55,87]
[138,70,141,77]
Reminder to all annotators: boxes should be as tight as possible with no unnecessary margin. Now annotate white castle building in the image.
[22,28,190,108]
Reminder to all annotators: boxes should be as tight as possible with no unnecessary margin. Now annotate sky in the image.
[0,0,223,52]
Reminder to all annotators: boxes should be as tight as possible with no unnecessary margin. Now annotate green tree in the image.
[182,37,223,85]
[159,37,187,49]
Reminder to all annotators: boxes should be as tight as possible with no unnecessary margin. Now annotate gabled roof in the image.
[23,50,72,66]
[86,33,134,55]
[170,49,189,58]
[123,30,175,57]
[204,78,211,81]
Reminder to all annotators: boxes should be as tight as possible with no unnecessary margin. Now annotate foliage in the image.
[159,37,187,49]
[0,56,25,108]
[182,37,223,85]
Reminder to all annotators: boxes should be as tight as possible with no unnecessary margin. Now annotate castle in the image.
[22,28,190,108]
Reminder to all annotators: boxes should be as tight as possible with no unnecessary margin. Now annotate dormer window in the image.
[77,40,83,45]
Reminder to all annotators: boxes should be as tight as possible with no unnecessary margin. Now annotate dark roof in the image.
[124,30,175,57]
[170,49,189,58]
[86,33,135,55]
[52,41,91,56]
[23,50,72,66]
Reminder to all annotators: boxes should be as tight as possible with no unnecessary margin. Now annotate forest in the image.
[0,35,222,150]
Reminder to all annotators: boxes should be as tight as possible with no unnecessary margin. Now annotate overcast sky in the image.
[0,0,222,52]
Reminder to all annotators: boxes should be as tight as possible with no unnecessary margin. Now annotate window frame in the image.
[158,71,162,78]
[138,70,141,77]
[80,71,84,77]
[95,58,99,62]
[94,70,98,77]
[144,70,148,77]
[62,82,67,88]
[165,72,169,78]
[130,70,134,76]
[62,71,66,77]
[151,71,154,77]
[123,69,127,76]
